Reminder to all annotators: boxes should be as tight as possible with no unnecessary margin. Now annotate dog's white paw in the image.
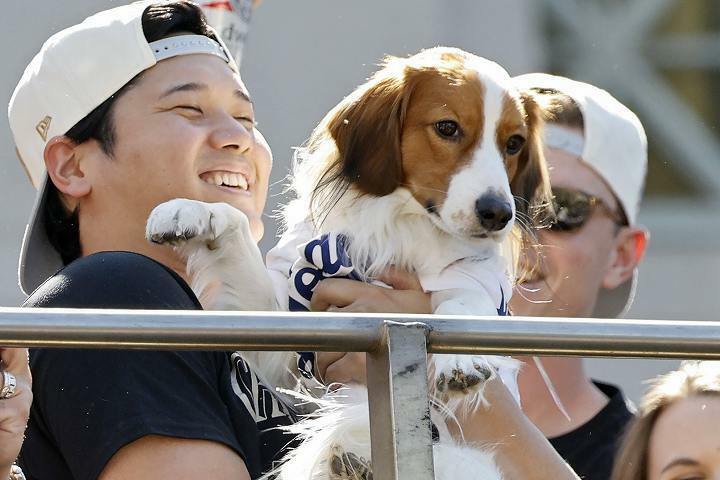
[146,198,245,248]
[431,355,493,398]
[328,444,373,480]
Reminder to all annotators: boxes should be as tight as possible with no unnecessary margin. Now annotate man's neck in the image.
[517,356,609,438]
[78,211,190,284]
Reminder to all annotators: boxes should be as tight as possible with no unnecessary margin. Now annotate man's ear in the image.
[44,135,91,199]
[602,227,649,289]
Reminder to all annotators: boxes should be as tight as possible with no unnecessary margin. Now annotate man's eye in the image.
[234,116,255,127]
[175,105,203,115]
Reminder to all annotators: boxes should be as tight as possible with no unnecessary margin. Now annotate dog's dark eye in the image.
[506,135,526,155]
[435,120,461,139]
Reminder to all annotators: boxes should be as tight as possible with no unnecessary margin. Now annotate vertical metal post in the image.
[366,321,435,480]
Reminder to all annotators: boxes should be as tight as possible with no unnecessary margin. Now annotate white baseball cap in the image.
[8,0,238,295]
[513,73,648,318]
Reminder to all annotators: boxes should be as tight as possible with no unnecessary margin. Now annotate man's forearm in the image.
[449,376,580,480]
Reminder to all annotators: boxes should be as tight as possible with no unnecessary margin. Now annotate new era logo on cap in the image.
[35,115,52,141]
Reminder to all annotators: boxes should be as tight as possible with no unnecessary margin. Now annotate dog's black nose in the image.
[475,195,513,232]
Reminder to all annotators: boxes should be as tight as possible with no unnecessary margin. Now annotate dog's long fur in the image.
[146,47,553,480]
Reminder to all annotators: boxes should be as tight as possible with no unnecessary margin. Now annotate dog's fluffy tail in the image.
[433,442,503,479]
[267,384,372,480]
[266,384,504,480]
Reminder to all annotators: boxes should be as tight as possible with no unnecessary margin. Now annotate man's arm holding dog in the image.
[451,375,580,480]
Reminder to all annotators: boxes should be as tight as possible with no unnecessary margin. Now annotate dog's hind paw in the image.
[145,198,244,248]
[328,444,373,480]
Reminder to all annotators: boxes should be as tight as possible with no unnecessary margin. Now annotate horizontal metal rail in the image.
[0,307,719,358]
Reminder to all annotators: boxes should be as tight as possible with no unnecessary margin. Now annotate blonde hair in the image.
[611,361,720,480]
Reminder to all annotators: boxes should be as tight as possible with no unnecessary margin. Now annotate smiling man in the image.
[8,2,292,479]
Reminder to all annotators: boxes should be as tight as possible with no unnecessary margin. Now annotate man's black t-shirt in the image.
[549,381,634,480]
[19,252,296,480]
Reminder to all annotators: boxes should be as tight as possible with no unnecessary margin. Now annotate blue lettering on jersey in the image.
[289,233,360,313]
[497,287,508,316]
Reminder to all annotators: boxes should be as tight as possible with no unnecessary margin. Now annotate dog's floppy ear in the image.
[511,91,553,224]
[325,64,413,196]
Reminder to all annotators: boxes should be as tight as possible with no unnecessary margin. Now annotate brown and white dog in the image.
[145,47,552,480]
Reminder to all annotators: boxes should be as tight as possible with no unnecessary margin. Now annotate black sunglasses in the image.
[548,187,625,233]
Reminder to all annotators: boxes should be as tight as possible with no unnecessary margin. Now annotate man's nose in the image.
[475,194,513,231]
[209,116,253,153]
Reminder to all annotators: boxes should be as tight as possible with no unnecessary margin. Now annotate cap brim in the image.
[19,175,64,295]
[592,269,638,319]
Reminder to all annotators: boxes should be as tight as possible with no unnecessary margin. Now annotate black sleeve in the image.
[21,252,243,480]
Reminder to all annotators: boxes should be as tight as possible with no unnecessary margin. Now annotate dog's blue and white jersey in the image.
[287,232,362,312]
[286,231,510,315]
[267,220,511,313]
[266,222,512,380]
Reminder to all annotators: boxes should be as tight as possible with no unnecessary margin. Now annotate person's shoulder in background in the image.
[550,381,635,480]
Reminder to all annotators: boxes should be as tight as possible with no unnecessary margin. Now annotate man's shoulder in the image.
[26,348,296,479]
[23,347,240,480]
[23,251,201,310]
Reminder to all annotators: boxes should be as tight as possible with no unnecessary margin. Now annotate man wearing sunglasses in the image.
[510,74,649,480]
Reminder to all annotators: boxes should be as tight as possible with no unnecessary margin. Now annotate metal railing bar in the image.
[367,321,435,480]
[0,308,382,351]
[0,308,719,358]
[427,316,720,358]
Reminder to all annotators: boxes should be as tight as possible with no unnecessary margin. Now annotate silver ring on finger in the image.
[0,370,17,399]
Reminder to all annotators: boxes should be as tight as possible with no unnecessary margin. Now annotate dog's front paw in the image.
[329,444,373,480]
[146,199,242,248]
[436,364,492,395]
[434,356,493,396]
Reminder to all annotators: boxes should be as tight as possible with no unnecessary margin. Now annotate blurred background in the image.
[2,0,718,401]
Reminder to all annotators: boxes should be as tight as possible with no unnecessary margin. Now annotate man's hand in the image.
[0,348,32,477]
[312,269,431,385]
[310,267,431,314]
[315,352,367,386]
